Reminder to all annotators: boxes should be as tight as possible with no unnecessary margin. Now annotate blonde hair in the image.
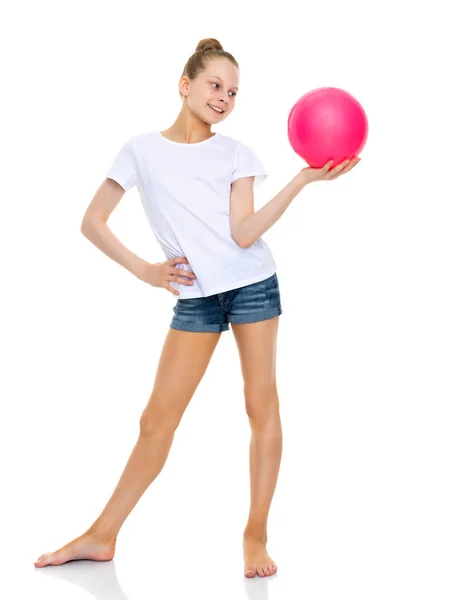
[179,38,239,97]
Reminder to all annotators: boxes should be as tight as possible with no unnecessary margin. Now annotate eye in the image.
[211,82,237,97]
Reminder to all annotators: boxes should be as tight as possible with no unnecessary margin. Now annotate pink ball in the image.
[287,87,368,168]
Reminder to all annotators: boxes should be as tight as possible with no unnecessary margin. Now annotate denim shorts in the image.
[170,273,282,333]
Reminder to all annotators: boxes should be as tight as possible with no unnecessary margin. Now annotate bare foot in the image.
[243,536,278,578]
[34,531,116,568]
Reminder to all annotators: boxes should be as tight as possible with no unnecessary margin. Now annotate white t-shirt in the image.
[106,130,277,298]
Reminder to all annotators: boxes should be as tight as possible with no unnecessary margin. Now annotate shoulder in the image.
[127,131,160,155]
[216,133,247,148]
[132,130,159,144]
[214,134,256,162]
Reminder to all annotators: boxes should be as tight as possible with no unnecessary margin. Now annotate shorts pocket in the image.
[176,297,208,310]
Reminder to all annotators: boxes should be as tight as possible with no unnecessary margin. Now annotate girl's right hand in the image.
[136,257,196,296]
[298,157,360,185]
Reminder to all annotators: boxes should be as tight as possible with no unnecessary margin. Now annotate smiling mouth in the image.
[208,104,225,114]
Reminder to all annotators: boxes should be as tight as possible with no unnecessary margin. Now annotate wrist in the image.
[131,258,151,279]
[293,171,309,190]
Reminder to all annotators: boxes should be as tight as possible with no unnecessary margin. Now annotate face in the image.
[180,57,239,123]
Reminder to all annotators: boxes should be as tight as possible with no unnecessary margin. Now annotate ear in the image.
[179,76,190,97]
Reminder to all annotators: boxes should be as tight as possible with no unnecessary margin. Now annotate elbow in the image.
[234,236,252,249]
[80,216,105,236]
[232,230,253,248]
[80,219,91,237]
[232,232,249,249]
[232,216,254,248]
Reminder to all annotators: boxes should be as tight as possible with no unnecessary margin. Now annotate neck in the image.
[163,107,214,144]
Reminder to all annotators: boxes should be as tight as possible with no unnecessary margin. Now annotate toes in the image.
[244,559,278,578]
[35,552,52,566]
[50,551,66,565]
[245,564,256,578]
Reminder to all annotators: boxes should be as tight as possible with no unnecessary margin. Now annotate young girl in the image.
[34,38,359,577]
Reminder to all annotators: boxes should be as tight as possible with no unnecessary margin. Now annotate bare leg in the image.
[243,398,282,577]
[34,328,221,567]
[232,318,281,578]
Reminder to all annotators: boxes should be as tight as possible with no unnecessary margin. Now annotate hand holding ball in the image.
[288,87,368,175]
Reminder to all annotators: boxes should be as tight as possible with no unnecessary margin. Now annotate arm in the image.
[230,157,360,248]
[81,178,148,277]
[81,220,148,277]
[230,172,308,249]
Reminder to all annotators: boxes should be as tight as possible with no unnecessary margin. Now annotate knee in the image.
[244,382,279,421]
[139,401,179,436]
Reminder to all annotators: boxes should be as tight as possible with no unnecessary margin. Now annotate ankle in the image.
[243,528,267,545]
[86,525,118,544]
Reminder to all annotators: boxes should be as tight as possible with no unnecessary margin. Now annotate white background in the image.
[2,0,449,598]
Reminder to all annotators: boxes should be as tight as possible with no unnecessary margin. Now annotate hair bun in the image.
[195,38,223,53]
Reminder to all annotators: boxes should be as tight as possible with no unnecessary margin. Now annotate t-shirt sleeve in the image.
[105,137,138,191]
[231,141,268,187]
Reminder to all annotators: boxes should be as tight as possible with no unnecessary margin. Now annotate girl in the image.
[34,38,359,577]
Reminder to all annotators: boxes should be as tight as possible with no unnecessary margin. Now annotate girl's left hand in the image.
[299,157,361,185]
